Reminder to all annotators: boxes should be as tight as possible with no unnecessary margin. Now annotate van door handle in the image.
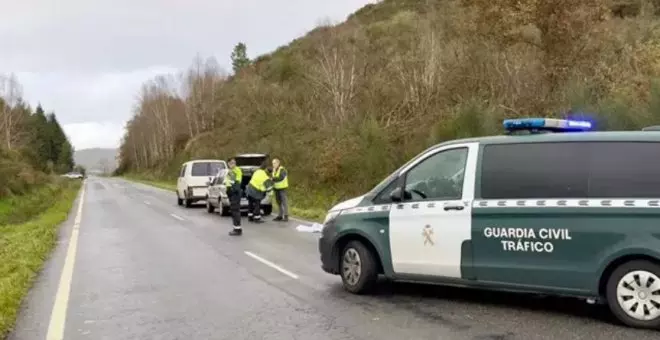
[444,203,464,211]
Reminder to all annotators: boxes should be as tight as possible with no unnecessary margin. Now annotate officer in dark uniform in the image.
[226,158,243,236]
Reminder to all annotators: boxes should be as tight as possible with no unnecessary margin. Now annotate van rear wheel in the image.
[206,200,215,213]
[606,260,660,329]
[340,241,378,294]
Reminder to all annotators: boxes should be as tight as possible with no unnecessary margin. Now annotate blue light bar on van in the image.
[503,118,592,133]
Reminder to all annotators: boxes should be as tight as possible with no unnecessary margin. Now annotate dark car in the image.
[206,153,273,216]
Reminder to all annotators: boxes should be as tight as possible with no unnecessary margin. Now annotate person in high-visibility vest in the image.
[271,158,289,222]
[246,162,273,224]
[226,158,243,236]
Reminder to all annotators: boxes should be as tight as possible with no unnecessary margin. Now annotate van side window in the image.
[180,165,187,178]
[480,142,589,199]
[403,147,468,201]
[588,142,660,197]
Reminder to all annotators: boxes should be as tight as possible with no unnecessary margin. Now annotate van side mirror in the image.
[390,187,403,202]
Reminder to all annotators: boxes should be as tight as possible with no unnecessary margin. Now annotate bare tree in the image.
[305,24,364,126]
[0,73,24,150]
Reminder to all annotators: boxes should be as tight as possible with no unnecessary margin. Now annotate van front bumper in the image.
[319,221,339,275]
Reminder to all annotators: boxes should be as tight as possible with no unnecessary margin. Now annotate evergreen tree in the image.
[230,42,250,74]
[45,112,73,173]
[26,105,51,171]
[57,141,74,173]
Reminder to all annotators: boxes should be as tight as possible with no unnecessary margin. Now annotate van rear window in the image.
[480,142,660,199]
[191,162,225,177]
[588,142,660,198]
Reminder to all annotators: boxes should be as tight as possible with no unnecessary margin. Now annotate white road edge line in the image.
[144,200,151,205]
[46,181,86,340]
[170,213,185,221]
[244,251,300,279]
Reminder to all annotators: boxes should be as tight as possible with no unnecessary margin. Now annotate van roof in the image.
[435,130,660,148]
[183,159,225,165]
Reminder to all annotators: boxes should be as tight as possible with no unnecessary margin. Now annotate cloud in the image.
[1,0,379,150]
[62,121,125,149]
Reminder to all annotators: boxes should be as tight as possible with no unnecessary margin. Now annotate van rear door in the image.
[188,161,226,188]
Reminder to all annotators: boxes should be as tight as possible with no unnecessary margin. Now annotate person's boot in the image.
[273,216,283,221]
[282,215,289,222]
[228,228,242,236]
[253,217,264,224]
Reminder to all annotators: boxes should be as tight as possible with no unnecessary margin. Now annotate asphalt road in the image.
[8,177,659,340]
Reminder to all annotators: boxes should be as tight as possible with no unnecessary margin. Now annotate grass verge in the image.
[120,174,326,222]
[0,180,81,338]
[0,183,71,226]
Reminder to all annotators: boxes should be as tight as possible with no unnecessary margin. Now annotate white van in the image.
[176,159,226,207]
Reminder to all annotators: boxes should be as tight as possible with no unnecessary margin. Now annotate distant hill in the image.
[74,148,118,174]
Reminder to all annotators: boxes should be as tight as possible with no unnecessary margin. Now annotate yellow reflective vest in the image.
[232,166,243,184]
[249,169,271,192]
[273,166,289,189]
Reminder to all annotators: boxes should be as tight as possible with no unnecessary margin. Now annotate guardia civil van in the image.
[318,118,660,329]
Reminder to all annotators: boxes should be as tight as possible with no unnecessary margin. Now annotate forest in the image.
[0,74,75,198]
[116,0,660,217]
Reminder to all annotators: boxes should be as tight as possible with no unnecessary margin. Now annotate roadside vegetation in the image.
[116,0,660,217]
[0,180,81,338]
[0,74,82,337]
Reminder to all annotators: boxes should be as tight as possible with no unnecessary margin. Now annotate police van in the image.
[318,118,660,329]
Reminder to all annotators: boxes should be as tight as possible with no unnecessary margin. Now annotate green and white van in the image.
[318,118,660,329]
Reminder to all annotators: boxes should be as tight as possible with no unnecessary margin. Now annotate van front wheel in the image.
[606,260,660,329]
[340,241,378,294]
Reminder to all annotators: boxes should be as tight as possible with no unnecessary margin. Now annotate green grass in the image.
[0,182,71,226]
[122,174,177,192]
[121,174,326,222]
[0,180,81,338]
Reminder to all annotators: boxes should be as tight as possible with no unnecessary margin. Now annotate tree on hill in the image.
[46,113,74,173]
[230,42,250,74]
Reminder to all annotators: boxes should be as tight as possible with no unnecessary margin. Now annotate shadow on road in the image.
[327,279,620,328]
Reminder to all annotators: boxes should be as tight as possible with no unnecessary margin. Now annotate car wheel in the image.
[606,259,660,329]
[177,194,183,206]
[206,200,215,213]
[340,240,378,294]
[262,205,272,216]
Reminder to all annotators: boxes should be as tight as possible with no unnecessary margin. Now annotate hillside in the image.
[74,148,118,174]
[116,0,660,215]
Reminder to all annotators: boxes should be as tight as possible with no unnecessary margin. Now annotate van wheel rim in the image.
[342,248,361,286]
[616,270,660,321]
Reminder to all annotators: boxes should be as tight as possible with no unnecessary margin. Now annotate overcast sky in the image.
[1,0,376,150]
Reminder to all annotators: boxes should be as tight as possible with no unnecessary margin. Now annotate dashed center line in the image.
[170,213,185,221]
[244,251,299,279]
[144,200,151,205]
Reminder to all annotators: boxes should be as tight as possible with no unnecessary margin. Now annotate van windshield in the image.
[191,162,225,177]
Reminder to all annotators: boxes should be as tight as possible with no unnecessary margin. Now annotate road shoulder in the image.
[4,182,83,340]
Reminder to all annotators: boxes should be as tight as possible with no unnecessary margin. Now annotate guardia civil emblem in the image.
[422,224,434,246]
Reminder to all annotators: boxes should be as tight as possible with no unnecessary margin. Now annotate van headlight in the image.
[324,210,341,224]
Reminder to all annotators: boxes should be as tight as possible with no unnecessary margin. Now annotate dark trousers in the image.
[248,195,262,220]
[229,191,241,228]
